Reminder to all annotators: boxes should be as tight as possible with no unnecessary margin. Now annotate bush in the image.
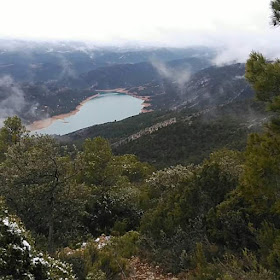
[86,268,106,280]
[0,197,75,279]
[186,250,276,280]
[59,232,139,280]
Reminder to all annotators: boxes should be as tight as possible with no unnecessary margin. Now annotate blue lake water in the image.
[34,92,143,135]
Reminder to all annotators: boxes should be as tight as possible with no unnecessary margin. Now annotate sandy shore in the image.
[27,94,100,131]
[98,88,153,113]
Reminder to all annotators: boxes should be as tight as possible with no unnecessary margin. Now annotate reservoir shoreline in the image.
[27,93,100,131]
[97,88,153,113]
[27,89,151,132]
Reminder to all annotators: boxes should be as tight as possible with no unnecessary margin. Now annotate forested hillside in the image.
[62,98,267,168]
[0,42,214,83]
[0,46,251,125]
[62,72,265,168]
[2,2,280,280]
[114,100,267,167]
[83,57,211,89]
[0,53,212,123]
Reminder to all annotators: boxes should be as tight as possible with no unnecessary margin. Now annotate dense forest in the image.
[2,1,280,279]
[64,98,267,168]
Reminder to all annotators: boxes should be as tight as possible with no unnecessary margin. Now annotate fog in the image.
[151,58,191,89]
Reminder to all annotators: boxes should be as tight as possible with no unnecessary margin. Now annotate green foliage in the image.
[145,164,197,203]
[108,231,139,259]
[82,137,113,185]
[246,52,279,102]
[86,268,106,280]
[271,0,280,26]
[84,182,143,236]
[90,232,139,279]
[0,116,26,161]
[186,242,221,280]
[81,137,153,186]
[206,191,256,251]
[246,52,280,132]
[0,123,151,254]
[139,150,243,273]
[81,137,152,236]
[240,132,280,217]
[60,232,139,280]
[267,235,280,273]
[0,131,90,252]
[186,250,277,280]
[142,150,242,237]
[0,197,75,279]
[108,154,153,183]
[115,111,259,168]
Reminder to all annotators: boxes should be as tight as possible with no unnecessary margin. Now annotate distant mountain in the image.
[61,63,258,142]
[0,41,254,130]
[0,77,95,123]
[115,63,254,111]
[0,54,213,122]
[0,42,217,123]
[0,40,215,83]
[58,61,263,167]
[83,57,211,89]
[174,63,253,109]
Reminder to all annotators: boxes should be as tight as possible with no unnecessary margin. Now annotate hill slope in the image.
[83,57,212,89]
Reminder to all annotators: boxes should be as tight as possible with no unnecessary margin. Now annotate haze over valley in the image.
[0,40,255,136]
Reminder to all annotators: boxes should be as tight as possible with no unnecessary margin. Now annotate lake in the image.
[33,92,144,135]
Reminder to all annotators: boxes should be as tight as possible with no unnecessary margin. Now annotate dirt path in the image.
[124,257,178,280]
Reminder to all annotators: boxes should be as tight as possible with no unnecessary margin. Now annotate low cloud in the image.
[150,58,191,90]
[0,75,37,125]
[56,54,77,79]
[211,30,280,65]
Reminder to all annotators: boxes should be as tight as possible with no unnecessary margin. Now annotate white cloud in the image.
[0,0,271,40]
[151,58,191,89]
[0,0,278,62]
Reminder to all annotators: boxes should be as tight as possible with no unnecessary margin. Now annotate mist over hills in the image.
[60,60,262,168]
[103,63,254,111]
[0,40,219,123]
[38,47,262,169]
[61,96,267,168]
[0,39,261,165]
[3,1,280,278]
[0,39,215,83]
[83,56,211,89]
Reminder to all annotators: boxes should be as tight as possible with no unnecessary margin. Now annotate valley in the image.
[0,38,277,280]
[2,1,280,279]
[0,43,256,143]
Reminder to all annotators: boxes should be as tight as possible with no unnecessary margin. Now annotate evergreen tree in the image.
[0,131,90,253]
[0,116,26,161]
[272,0,280,26]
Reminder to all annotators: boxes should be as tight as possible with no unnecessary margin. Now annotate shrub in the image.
[0,197,75,279]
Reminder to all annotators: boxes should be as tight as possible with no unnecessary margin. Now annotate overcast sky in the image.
[0,0,278,62]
